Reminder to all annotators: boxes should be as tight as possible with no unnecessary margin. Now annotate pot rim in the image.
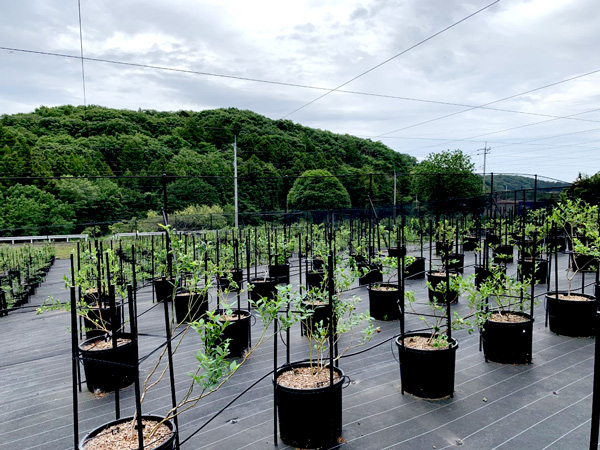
[486,309,534,324]
[274,361,345,391]
[368,283,399,292]
[395,332,459,351]
[545,291,596,302]
[215,308,251,321]
[78,335,133,353]
[80,415,176,450]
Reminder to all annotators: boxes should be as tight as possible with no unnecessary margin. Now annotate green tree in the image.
[287,169,351,211]
[411,149,482,206]
[53,177,125,225]
[572,171,600,204]
[0,184,74,235]
[238,155,283,211]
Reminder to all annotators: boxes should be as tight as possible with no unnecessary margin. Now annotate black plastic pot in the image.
[154,277,175,303]
[518,258,548,284]
[306,269,327,291]
[358,263,383,286]
[388,246,407,258]
[486,233,501,246]
[546,291,597,337]
[405,256,426,279]
[396,333,458,399]
[249,277,277,303]
[493,244,514,264]
[435,241,453,255]
[446,253,465,274]
[83,301,123,340]
[482,311,533,364]
[312,257,325,270]
[174,291,208,323]
[427,272,459,304]
[350,253,366,264]
[80,415,176,450]
[79,335,136,393]
[269,263,290,284]
[217,309,251,358]
[368,283,401,321]
[463,236,479,252]
[300,300,332,336]
[274,362,344,449]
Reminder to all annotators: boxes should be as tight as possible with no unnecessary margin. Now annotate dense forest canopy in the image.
[0,105,418,235]
[0,105,573,236]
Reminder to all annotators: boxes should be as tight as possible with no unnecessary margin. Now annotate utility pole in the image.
[393,170,397,221]
[233,136,239,229]
[478,143,491,193]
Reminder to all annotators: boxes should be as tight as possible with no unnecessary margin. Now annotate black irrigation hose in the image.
[179,324,434,446]
[339,333,399,359]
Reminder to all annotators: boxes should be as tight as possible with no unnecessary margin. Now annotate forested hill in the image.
[0,105,416,235]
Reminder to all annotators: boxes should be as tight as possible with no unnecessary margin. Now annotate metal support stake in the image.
[70,286,79,450]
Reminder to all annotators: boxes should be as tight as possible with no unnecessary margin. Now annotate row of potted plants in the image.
[40,197,597,448]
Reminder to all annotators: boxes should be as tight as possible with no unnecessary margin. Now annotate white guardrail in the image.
[0,234,89,244]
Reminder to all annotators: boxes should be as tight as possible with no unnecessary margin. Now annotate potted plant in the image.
[546,198,599,337]
[515,209,550,285]
[249,268,278,303]
[435,219,456,255]
[367,254,403,321]
[268,237,294,284]
[311,235,329,270]
[81,261,293,449]
[426,251,465,305]
[493,242,514,264]
[405,254,426,279]
[463,232,479,252]
[395,289,470,398]
[465,268,534,364]
[170,236,216,324]
[38,246,134,393]
[274,262,376,449]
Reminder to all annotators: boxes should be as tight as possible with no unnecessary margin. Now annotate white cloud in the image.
[0,0,599,182]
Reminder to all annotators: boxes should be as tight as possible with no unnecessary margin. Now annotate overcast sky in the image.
[1,0,599,183]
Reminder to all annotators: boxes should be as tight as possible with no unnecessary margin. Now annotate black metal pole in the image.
[128,284,145,450]
[108,284,120,420]
[328,253,336,384]
[590,312,600,449]
[70,286,79,450]
[273,314,278,446]
[162,289,180,449]
[71,255,83,392]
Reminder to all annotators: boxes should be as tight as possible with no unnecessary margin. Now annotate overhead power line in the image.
[377,69,600,138]
[279,0,500,120]
[396,105,600,155]
[2,44,599,127]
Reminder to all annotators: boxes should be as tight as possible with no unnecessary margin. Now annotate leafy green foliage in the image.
[411,149,482,204]
[287,169,351,210]
[464,268,533,331]
[0,105,418,234]
[0,184,75,235]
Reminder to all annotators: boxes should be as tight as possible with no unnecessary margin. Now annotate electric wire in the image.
[376,69,600,138]
[280,0,500,120]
